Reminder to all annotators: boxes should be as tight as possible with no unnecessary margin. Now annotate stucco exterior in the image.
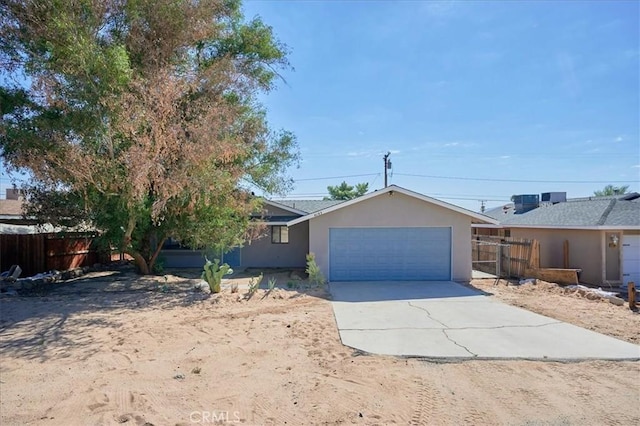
[307,191,474,282]
[241,221,308,268]
[507,227,621,285]
[162,202,308,269]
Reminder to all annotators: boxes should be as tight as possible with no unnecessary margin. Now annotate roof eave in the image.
[496,224,640,231]
[286,185,500,226]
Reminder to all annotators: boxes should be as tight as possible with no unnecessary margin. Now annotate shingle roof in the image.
[487,195,640,228]
[274,199,344,214]
[604,199,640,226]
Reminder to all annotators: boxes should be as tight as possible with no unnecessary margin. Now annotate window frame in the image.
[271,225,289,244]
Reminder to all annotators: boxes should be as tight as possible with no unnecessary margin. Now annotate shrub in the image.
[267,277,277,291]
[247,272,263,296]
[306,253,326,288]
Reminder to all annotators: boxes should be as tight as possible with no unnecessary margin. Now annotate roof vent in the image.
[541,192,566,204]
[512,194,539,214]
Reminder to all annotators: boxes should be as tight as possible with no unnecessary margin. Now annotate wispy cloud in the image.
[614,135,624,142]
[557,52,581,97]
[347,149,401,158]
[444,142,460,147]
[499,155,511,159]
[419,0,459,19]
[632,164,640,168]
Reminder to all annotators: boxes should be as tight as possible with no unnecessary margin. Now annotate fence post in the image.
[629,283,636,310]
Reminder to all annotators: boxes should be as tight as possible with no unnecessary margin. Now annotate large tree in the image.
[324,181,369,201]
[593,185,630,197]
[0,0,299,274]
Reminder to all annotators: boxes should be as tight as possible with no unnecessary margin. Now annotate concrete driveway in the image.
[329,281,640,360]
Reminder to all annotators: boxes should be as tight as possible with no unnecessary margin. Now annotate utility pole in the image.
[480,200,486,213]
[383,152,391,187]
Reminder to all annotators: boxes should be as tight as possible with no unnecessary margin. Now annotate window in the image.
[271,226,289,244]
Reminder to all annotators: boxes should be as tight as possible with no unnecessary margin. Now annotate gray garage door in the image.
[329,227,451,281]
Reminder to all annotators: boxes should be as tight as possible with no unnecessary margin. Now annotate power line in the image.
[394,172,637,184]
[294,173,379,182]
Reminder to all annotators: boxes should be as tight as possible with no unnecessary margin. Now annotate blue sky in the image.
[242,0,640,210]
[2,0,639,211]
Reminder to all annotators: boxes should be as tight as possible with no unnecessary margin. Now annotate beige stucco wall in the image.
[308,192,473,282]
[508,228,612,285]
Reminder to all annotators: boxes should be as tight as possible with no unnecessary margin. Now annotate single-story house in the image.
[0,189,56,234]
[474,192,640,287]
[163,185,498,282]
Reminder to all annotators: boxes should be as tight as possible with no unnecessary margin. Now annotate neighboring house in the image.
[475,192,640,287]
[0,189,53,234]
[164,185,499,282]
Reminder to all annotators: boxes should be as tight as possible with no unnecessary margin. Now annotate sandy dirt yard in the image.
[1,270,639,426]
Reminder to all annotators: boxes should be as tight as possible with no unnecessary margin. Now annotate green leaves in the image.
[325,181,369,201]
[1,0,298,275]
[594,185,630,197]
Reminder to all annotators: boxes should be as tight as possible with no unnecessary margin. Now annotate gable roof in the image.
[262,199,308,216]
[485,194,640,229]
[286,185,499,226]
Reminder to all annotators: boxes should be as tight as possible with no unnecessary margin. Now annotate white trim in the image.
[286,185,499,227]
[263,199,307,216]
[601,231,607,284]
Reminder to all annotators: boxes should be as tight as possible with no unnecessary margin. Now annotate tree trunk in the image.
[147,236,167,274]
[127,249,150,275]
[122,215,150,275]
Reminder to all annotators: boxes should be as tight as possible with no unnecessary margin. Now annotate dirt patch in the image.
[0,272,638,425]
[470,278,640,344]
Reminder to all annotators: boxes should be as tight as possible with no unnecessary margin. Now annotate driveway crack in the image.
[407,301,448,328]
[339,322,562,331]
[442,329,477,357]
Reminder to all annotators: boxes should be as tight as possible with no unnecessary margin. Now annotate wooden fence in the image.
[472,236,539,278]
[0,233,107,277]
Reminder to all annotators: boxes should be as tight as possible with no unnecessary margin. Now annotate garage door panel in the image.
[623,235,640,288]
[329,227,451,281]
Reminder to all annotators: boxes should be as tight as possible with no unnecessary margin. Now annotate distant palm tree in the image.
[593,185,630,196]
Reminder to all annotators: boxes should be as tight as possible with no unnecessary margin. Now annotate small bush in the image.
[247,272,263,296]
[267,277,277,291]
[306,253,326,288]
